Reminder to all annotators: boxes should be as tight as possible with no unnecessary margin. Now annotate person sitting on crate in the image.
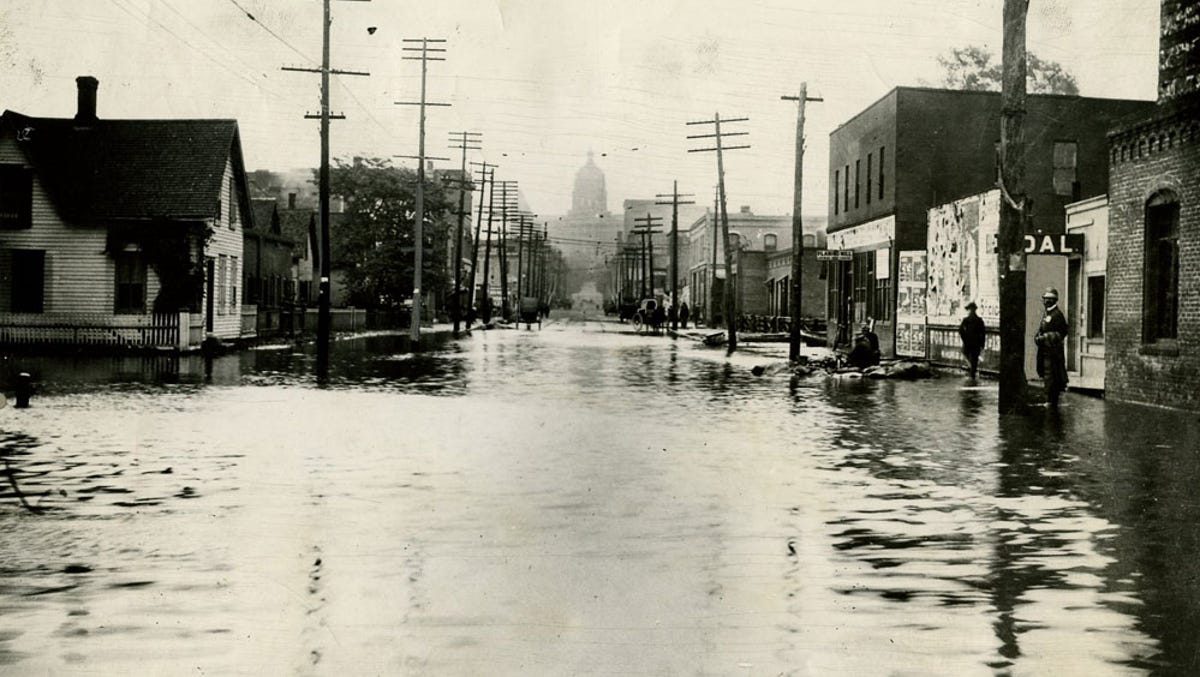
[847,321,881,370]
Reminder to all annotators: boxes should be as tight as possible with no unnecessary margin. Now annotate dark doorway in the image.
[11,249,45,313]
[206,257,215,332]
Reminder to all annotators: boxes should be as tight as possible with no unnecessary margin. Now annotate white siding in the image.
[204,156,243,339]
[0,134,116,314]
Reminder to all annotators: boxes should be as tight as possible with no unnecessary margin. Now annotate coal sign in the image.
[1024,233,1084,255]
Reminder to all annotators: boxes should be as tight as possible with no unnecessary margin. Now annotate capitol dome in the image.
[570,151,608,217]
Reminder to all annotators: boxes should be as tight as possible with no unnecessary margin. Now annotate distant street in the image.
[1,321,1197,675]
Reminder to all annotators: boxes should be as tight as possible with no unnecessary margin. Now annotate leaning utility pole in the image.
[688,113,749,352]
[480,171,497,323]
[657,181,695,330]
[281,0,369,374]
[468,161,496,317]
[447,131,481,335]
[396,37,450,343]
[782,83,823,362]
[998,0,1030,413]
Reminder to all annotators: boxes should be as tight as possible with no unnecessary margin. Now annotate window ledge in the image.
[1139,341,1180,357]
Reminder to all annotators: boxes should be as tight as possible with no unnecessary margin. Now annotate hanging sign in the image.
[816,249,853,261]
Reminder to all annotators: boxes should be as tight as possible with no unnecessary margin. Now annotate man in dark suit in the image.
[1034,287,1069,407]
[958,301,986,380]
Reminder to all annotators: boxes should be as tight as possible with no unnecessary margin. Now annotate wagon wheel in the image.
[632,312,643,332]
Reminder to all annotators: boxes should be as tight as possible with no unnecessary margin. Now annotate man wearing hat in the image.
[847,320,881,369]
[958,301,986,380]
[1034,287,1069,407]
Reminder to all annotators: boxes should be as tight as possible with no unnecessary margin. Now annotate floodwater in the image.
[1,319,1198,676]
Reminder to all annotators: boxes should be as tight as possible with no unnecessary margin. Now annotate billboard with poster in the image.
[896,250,927,357]
[926,189,1000,327]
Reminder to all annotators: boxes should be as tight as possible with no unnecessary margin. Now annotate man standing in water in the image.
[958,301,986,380]
[1034,288,1069,407]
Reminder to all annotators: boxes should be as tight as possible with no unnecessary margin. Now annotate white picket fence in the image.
[0,311,191,349]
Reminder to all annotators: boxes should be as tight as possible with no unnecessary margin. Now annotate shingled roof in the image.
[278,208,317,259]
[0,110,249,224]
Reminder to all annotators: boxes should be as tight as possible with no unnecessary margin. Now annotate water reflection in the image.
[0,322,1197,674]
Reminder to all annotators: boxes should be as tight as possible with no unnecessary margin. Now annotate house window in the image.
[230,256,239,310]
[843,164,850,213]
[1143,191,1179,342]
[764,233,778,251]
[878,146,885,200]
[10,249,45,313]
[114,253,147,313]
[217,254,227,315]
[874,263,892,321]
[0,164,33,230]
[229,176,237,229]
[1053,141,1078,198]
[854,159,861,209]
[866,153,873,205]
[834,169,840,215]
[1087,275,1105,339]
[854,252,870,318]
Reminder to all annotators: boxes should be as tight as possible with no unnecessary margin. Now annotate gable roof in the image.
[278,208,317,258]
[250,197,279,234]
[0,111,248,224]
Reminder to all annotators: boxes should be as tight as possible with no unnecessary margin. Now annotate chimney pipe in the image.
[75,76,99,124]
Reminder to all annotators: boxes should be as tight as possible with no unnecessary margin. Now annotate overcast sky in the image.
[1,0,1161,221]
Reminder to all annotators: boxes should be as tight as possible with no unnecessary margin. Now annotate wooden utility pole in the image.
[281,0,369,375]
[494,180,519,319]
[656,181,695,330]
[515,214,526,298]
[710,187,719,327]
[396,37,450,343]
[688,114,749,352]
[447,131,481,335]
[999,0,1030,413]
[632,212,664,300]
[782,83,823,362]
[480,171,497,323]
[468,161,496,318]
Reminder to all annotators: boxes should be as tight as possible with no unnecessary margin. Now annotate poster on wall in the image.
[896,250,927,357]
[926,189,1000,326]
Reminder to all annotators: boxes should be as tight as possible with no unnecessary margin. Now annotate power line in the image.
[225,0,315,64]
[108,0,266,91]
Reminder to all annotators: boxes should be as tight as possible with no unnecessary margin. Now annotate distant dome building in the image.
[569,151,607,217]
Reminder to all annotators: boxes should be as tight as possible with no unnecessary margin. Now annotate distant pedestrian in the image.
[667,304,678,330]
[651,303,666,335]
[679,302,690,329]
[1034,287,1069,407]
[958,301,986,379]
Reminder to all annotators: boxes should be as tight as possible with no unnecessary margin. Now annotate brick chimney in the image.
[75,76,99,124]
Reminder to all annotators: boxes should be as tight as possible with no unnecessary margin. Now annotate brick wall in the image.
[1106,108,1200,410]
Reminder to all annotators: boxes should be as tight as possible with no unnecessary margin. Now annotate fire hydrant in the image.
[14,372,32,409]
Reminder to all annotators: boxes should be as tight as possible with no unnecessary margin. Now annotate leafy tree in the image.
[931,46,1079,95]
[326,158,453,310]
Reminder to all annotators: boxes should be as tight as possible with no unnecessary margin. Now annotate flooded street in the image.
[2,318,1199,676]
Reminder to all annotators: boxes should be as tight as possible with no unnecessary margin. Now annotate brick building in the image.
[1105,0,1200,410]
[826,87,1154,354]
